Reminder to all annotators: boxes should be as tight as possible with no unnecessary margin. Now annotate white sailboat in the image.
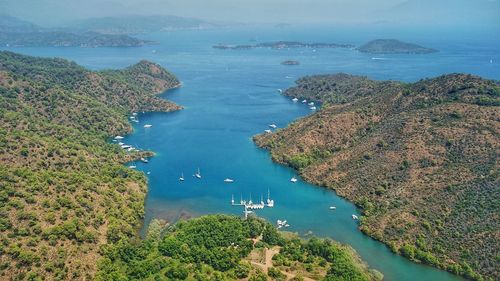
[194,168,201,179]
[179,173,185,181]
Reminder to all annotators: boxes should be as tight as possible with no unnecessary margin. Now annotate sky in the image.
[0,0,499,27]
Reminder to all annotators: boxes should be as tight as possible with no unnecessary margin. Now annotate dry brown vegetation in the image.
[255,73,500,281]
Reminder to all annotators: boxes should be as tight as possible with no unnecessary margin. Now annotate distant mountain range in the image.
[67,15,220,35]
[0,14,222,47]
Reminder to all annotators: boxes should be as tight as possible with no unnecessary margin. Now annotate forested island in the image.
[357,39,438,54]
[0,31,151,47]
[0,51,381,280]
[213,41,354,50]
[254,73,499,281]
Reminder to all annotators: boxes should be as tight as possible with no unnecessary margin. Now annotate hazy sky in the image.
[1,0,499,27]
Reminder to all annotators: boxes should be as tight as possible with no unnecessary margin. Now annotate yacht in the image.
[290,177,298,183]
[292,97,298,102]
[302,99,307,103]
[308,102,315,106]
[179,173,185,181]
[114,136,124,140]
[144,124,153,128]
[224,178,234,183]
[352,214,359,220]
[310,106,317,110]
[269,124,277,129]
[194,168,202,179]
[329,206,337,210]
[140,157,149,163]
[128,165,136,169]
[264,129,272,133]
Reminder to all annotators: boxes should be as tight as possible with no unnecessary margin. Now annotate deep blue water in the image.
[4,25,499,281]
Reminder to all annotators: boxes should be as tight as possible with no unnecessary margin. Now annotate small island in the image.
[214,41,354,50]
[357,39,438,54]
[281,60,300,65]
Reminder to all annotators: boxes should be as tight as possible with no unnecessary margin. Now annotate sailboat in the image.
[194,168,202,179]
[179,173,185,181]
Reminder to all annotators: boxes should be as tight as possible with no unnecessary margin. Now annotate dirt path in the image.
[249,247,314,281]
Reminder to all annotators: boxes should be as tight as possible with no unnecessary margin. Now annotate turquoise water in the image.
[4,26,499,281]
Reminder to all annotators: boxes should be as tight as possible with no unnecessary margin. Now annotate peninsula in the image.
[254,73,499,281]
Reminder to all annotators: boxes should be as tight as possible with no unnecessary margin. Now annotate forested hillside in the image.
[0,51,180,280]
[255,73,500,280]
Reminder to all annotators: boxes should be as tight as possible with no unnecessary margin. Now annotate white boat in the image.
[292,98,298,102]
[310,106,317,110]
[118,142,124,145]
[284,224,290,227]
[114,136,124,140]
[140,157,149,163]
[121,145,131,149]
[146,172,151,175]
[194,168,202,179]
[269,124,277,129]
[290,177,298,183]
[277,89,283,93]
[264,129,272,134]
[224,178,234,183]
[132,112,138,116]
[266,189,274,207]
[329,206,336,210]
[128,165,136,169]
[127,147,135,152]
[144,124,152,128]
[308,102,315,106]
[352,214,359,220]
[179,173,185,181]
[302,99,307,103]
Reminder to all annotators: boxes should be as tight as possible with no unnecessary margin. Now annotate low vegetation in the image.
[0,51,180,280]
[255,73,499,280]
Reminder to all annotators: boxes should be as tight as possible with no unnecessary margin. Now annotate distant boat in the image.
[277,89,283,93]
[146,172,151,175]
[132,112,138,116]
[308,102,315,106]
[310,106,317,110]
[179,173,185,181]
[302,99,307,103]
[194,168,202,179]
[329,206,336,210]
[114,136,124,140]
[292,98,298,102]
[128,165,136,169]
[290,177,298,183]
[269,124,277,129]
[264,129,272,134]
[224,178,234,183]
[352,214,359,220]
[144,124,152,128]
[140,157,149,163]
